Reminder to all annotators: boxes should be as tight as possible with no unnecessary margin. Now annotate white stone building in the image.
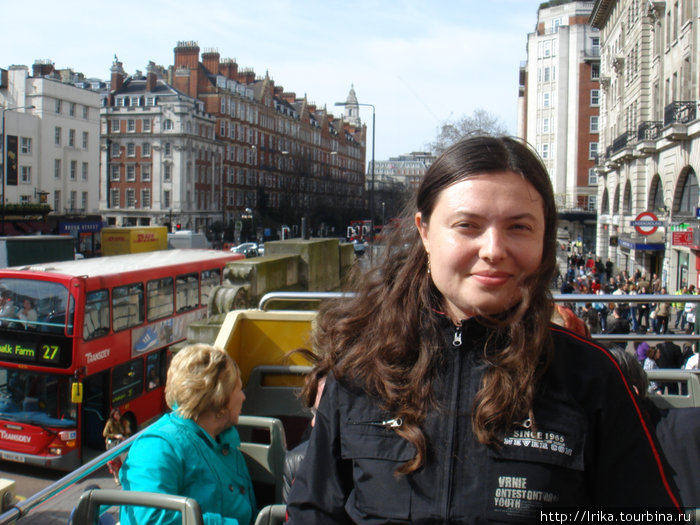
[591,0,699,290]
[1,64,100,217]
[100,59,222,231]
[518,0,601,249]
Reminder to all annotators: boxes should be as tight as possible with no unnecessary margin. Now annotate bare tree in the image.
[430,108,508,155]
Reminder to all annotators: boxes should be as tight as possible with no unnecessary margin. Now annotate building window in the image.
[543,92,550,108]
[20,166,31,183]
[588,168,598,185]
[126,188,136,208]
[589,142,599,159]
[54,190,61,211]
[82,106,89,119]
[164,142,171,156]
[55,99,62,114]
[142,164,151,182]
[127,119,135,132]
[590,116,599,133]
[143,119,151,132]
[82,131,89,149]
[127,143,136,157]
[82,162,88,180]
[141,189,151,208]
[588,195,597,212]
[127,165,136,181]
[111,143,120,157]
[591,63,600,80]
[163,190,171,208]
[163,119,173,131]
[69,129,75,147]
[111,120,120,133]
[544,67,551,82]
[54,159,61,179]
[81,191,88,211]
[70,191,77,211]
[164,164,172,182]
[590,89,600,106]
[110,188,120,208]
[541,143,549,159]
[542,118,550,133]
[54,127,62,146]
[110,165,120,181]
[70,160,77,180]
[20,137,31,154]
[142,143,151,157]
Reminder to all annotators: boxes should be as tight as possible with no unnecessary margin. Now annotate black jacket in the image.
[286,316,681,524]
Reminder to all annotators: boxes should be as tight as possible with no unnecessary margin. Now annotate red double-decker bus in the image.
[0,249,243,470]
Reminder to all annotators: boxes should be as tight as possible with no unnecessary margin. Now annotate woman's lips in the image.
[471,272,511,286]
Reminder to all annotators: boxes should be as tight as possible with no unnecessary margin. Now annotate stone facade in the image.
[591,0,699,290]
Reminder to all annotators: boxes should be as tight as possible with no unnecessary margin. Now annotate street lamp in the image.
[1,104,35,233]
[335,100,375,230]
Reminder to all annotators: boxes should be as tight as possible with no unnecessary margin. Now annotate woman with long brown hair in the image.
[286,136,680,523]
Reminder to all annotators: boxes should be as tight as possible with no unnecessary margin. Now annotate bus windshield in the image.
[0,278,72,333]
[0,368,76,427]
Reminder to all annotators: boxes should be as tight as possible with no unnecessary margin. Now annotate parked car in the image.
[230,242,259,258]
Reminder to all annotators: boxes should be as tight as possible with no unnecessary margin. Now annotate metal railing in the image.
[1,292,697,524]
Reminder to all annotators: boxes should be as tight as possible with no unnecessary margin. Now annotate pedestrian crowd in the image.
[559,252,697,338]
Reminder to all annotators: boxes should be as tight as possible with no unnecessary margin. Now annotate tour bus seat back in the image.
[647,369,700,409]
[72,489,204,525]
[236,415,287,507]
[242,365,313,448]
[254,504,287,525]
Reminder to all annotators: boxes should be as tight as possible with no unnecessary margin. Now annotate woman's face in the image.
[416,171,546,321]
[223,377,245,427]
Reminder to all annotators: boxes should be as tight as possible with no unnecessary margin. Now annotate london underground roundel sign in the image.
[631,211,663,236]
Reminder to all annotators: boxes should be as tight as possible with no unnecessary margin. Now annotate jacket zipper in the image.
[348,418,403,429]
[444,322,463,521]
[453,325,462,346]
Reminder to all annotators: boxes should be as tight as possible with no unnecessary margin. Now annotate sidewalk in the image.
[14,463,121,524]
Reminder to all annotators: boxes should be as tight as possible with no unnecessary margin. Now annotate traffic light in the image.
[176,223,181,231]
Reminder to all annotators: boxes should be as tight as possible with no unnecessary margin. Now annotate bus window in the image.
[200,269,221,307]
[0,369,75,426]
[111,358,144,407]
[147,277,174,321]
[176,273,199,312]
[0,278,69,333]
[145,351,162,391]
[83,290,110,340]
[112,283,144,332]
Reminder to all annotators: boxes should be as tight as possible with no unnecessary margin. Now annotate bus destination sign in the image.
[0,334,70,368]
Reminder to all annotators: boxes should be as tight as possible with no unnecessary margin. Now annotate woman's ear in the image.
[415,212,429,251]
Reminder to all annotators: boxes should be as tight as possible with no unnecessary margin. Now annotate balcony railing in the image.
[611,130,636,154]
[637,121,663,141]
[663,101,698,127]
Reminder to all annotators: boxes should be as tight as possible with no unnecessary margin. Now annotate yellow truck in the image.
[100,226,168,256]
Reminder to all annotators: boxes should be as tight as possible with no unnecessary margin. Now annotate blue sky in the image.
[2,0,541,160]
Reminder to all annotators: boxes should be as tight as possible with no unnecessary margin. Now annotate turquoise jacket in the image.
[119,412,256,525]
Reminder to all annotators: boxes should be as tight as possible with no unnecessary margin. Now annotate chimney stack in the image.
[146,61,158,92]
[32,59,55,78]
[202,49,220,74]
[110,56,126,93]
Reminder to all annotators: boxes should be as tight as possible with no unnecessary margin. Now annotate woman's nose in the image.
[479,228,506,262]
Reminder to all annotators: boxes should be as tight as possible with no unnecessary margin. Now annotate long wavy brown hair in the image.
[312,136,557,474]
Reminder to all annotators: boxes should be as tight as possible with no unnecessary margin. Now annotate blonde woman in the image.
[120,344,255,525]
